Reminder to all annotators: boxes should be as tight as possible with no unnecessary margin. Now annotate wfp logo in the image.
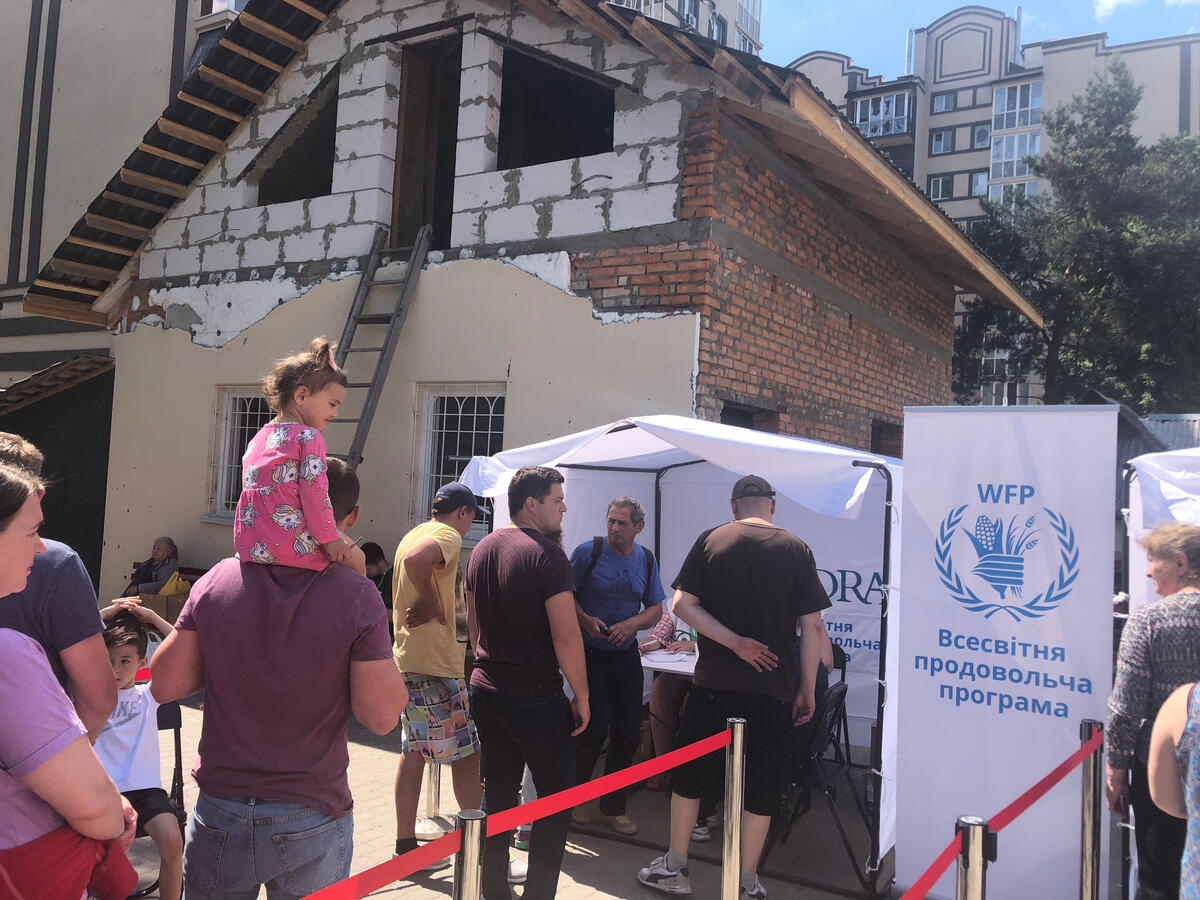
[934,483,1079,621]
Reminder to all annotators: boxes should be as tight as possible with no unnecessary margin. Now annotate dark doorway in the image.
[0,369,114,589]
[392,35,462,251]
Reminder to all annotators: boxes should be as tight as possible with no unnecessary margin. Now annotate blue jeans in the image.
[182,793,352,900]
[469,686,575,900]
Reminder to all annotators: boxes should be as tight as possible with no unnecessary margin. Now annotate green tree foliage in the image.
[955,58,1200,412]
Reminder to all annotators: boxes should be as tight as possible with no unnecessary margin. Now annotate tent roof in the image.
[461,414,897,518]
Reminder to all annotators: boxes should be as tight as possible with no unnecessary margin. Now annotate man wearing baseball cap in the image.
[638,474,831,899]
[391,482,526,880]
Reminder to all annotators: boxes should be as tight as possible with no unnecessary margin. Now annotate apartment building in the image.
[609,0,761,53]
[792,5,1200,405]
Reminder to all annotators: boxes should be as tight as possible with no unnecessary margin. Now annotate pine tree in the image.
[955,58,1200,412]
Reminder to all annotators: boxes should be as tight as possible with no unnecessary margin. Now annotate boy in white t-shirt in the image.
[96,603,182,900]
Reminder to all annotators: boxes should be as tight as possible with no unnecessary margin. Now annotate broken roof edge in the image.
[20,0,1040,330]
[0,352,115,417]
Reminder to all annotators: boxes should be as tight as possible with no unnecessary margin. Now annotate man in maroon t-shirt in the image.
[151,460,408,899]
[465,465,589,900]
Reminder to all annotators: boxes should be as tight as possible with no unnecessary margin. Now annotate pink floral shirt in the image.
[234,422,339,571]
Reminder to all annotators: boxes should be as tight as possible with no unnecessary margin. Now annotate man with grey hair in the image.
[569,496,665,835]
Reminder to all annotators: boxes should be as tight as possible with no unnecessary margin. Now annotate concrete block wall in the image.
[571,98,958,451]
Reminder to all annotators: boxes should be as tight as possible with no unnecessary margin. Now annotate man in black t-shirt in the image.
[638,475,830,900]
[465,465,589,900]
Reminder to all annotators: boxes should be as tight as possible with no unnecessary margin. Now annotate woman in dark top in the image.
[122,536,179,597]
[1107,521,1200,900]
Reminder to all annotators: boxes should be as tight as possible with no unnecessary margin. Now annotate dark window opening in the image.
[497,49,614,170]
[871,419,903,458]
[393,35,462,251]
[720,402,780,433]
[254,70,338,206]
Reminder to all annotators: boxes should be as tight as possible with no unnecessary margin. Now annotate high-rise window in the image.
[992,81,1042,131]
[854,92,909,138]
[928,175,953,201]
[969,171,988,197]
[931,127,955,155]
[988,180,1039,206]
[736,0,761,42]
[709,13,727,44]
[932,91,957,113]
[990,132,1040,179]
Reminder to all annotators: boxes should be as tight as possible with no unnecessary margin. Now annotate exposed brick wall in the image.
[572,97,956,453]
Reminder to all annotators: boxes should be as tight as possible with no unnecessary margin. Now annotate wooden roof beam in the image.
[555,0,626,43]
[65,235,135,256]
[237,12,306,53]
[199,65,266,105]
[157,117,227,153]
[33,279,103,297]
[280,0,327,20]
[713,49,764,103]
[510,0,559,25]
[101,190,170,214]
[119,167,191,199]
[783,76,1041,325]
[23,294,109,327]
[49,258,121,282]
[82,213,152,241]
[177,91,244,123]
[219,37,285,73]
[627,17,694,67]
[137,142,206,170]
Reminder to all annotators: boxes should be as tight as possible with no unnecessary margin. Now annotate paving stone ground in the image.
[126,698,857,899]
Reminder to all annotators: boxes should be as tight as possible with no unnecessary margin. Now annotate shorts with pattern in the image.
[400,674,480,761]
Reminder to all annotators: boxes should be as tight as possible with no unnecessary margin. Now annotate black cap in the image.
[433,482,484,514]
[731,474,775,500]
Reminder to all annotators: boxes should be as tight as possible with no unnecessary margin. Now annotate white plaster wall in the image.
[99,259,698,598]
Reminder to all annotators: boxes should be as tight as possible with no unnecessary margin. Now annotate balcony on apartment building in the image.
[849,88,915,147]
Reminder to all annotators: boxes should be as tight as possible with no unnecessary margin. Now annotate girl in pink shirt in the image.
[234,337,358,572]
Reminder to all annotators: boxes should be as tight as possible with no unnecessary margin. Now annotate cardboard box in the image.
[135,591,188,624]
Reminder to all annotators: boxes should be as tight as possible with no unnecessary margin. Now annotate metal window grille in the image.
[209,388,272,518]
[412,384,506,545]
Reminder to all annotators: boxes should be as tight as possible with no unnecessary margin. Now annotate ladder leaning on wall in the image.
[330,223,431,469]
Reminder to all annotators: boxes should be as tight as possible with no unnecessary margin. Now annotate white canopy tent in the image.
[460,414,902,881]
[1125,448,1200,613]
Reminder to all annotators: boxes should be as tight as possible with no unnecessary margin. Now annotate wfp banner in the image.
[896,407,1116,899]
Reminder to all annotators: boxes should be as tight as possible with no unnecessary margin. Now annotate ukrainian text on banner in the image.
[896,407,1115,899]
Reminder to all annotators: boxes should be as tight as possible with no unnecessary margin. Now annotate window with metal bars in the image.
[413,384,505,545]
[209,388,273,518]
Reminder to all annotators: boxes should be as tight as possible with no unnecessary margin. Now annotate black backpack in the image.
[577,536,658,605]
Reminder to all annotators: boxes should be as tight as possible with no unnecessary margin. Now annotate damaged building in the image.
[17,0,1038,595]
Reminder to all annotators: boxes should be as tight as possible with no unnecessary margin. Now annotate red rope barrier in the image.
[898,835,962,900]
[898,729,1105,900]
[305,830,462,900]
[304,727,732,899]
[990,730,1103,832]
[487,728,731,835]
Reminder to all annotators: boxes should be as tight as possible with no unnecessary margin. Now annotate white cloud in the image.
[1165,0,1200,6]
[1094,0,1145,17]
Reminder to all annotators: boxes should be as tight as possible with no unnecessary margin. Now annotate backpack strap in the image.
[578,536,604,595]
[641,545,658,605]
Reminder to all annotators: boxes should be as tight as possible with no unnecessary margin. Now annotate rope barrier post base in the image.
[955,816,996,900]
[722,718,747,900]
[1080,720,1104,900]
[452,809,485,900]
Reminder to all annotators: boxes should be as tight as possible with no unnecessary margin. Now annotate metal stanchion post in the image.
[1080,720,1104,900]
[452,809,486,900]
[722,717,747,900]
[429,760,442,819]
[955,816,995,900]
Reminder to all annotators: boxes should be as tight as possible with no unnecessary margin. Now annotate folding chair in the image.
[759,682,873,889]
[128,700,187,899]
[829,644,856,770]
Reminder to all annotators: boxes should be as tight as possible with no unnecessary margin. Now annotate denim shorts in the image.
[183,792,352,900]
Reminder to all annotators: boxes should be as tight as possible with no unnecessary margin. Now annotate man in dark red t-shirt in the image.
[638,474,830,900]
[466,465,589,900]
[151,460,409,898]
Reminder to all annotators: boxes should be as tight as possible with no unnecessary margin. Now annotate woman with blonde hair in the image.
[1108,521,1200,900]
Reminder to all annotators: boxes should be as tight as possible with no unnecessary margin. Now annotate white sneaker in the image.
[740,874,767,899]
[507,856,527,885]
[637,855,693,895]
[690,823,710,842]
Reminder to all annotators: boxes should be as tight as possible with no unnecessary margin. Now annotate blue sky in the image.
[759,1,1200,78]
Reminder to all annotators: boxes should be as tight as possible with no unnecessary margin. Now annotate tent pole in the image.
[852,460,892,897]
[1118,465,1135,900]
